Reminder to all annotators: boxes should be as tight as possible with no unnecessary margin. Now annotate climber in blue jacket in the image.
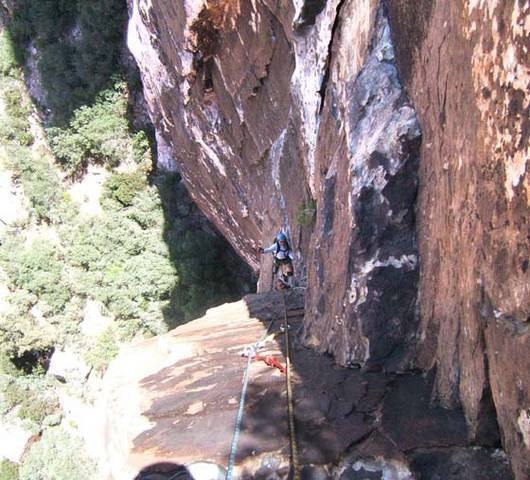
[258,232,294,280]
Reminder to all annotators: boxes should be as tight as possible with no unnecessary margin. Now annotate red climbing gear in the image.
[254,355,286,374]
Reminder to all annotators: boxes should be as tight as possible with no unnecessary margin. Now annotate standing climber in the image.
[258,232,294,285]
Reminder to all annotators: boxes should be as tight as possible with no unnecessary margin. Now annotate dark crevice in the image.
[203,57,214,92]
[293,0,327,31]
[318,0,347,114]
[343,428,377,452]
[11,347,55,374]
[404,444,486,454]
[474,291,502,447]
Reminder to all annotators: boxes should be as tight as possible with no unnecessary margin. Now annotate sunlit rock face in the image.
[387,1,530,478]
[127,0,300,273]
[126,0,420,369]
[127,0,528,477]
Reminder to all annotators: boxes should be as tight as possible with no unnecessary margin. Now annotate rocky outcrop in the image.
[0,417,33,463]
[48,349,91,384]
[126,0,529,477]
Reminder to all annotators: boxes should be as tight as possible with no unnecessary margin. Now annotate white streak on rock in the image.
[351,458,413,480]
[270,128,287,193]
[127,0,174,122]
[190,126,227,177]
[518,409,530,448]
[291,0,340,195]
[155,130,177,171]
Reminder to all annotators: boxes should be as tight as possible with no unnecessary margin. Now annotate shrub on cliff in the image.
[296,198,317,226]
[19,426,96,480]
[48,83,131,175]
[0,460,18,480]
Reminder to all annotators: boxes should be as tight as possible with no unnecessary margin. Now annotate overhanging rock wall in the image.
[127,0,420,368]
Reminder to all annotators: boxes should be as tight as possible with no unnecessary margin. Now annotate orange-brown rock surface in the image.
[126,0,529,477]
[387,1,530,477]
[102,293,513,479]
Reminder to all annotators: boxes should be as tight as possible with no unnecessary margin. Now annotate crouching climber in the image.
[258,232,294,287]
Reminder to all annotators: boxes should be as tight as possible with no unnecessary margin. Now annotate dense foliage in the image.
[19,427,96,480]
[7,0,127,123]
[0,4,253,475]
[47,82,134,175]
[0,460,19,480]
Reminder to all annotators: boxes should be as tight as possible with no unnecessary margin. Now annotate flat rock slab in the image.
[103,292,298,479]
[102,292,513,479]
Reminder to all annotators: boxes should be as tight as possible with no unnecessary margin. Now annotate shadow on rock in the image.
[122,290,513,479]
[135,461,226,480]
[135,462,190,480]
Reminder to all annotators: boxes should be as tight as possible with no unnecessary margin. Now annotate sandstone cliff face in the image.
[387,2,530,478]
[127,0,420,368]
[127,0,529,477]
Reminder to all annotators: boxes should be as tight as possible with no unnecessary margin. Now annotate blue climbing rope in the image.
[225,309,278,480]
[225,349,254,480]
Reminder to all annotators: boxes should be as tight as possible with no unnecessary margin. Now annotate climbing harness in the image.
[225,290,300,480]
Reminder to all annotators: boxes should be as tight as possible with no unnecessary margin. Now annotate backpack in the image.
[272,237,291,257]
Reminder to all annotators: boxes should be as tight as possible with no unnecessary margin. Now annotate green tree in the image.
[1,238,70,314]
[0,460,19,480]
[83,327,118,371]
[19,426,96,480]
[7,148,63,223]
[103,171,147,207]
[48,83,131,175]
